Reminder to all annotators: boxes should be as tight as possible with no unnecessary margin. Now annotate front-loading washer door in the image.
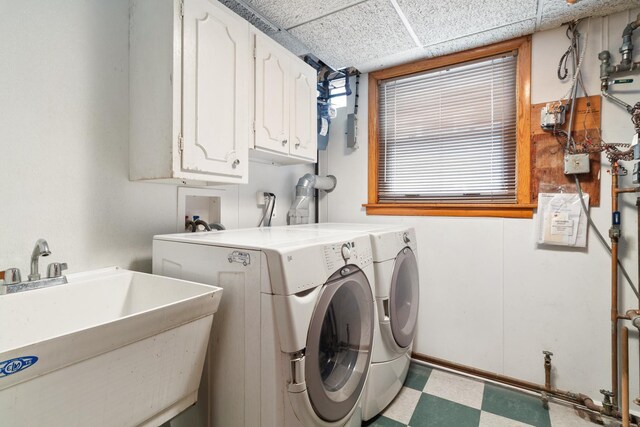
[305,266,374,422]
[390,247,420,349]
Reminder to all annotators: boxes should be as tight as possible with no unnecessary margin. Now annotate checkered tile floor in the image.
[363,362,623,427]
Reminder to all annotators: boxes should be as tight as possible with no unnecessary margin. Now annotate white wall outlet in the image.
[256,191,266,206]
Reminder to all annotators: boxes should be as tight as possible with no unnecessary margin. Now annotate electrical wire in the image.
[546,19,640,296]
[257,193,276,227]
[265,193,275,226]
[573,175,640,299]
[354,72,360,115]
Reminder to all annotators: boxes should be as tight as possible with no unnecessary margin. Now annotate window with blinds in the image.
[378,52,518,203]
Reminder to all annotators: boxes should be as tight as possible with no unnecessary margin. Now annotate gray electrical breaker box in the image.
[346,113,358,148]
[564,153,590,175]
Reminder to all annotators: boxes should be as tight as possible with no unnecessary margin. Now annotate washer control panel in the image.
[341,243,351,260]
[323,237,372,272]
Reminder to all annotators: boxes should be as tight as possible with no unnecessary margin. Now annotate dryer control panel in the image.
[371,228,417,262]
[323,236,373,273]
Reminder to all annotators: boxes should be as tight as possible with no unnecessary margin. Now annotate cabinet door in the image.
[182,0,249,179]
[290,61,317,162]
[254,34,290,155]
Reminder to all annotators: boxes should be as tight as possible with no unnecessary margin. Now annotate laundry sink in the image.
[0,267,222,427]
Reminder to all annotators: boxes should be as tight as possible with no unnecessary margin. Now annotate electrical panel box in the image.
[541,103,566,130]
[564,153,590,175]
[346,113,358,148]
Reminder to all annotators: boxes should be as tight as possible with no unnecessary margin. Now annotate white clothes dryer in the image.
[152,227,377,427]
[287,224,420,420]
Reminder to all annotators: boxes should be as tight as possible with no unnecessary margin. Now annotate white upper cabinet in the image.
[289,60,317,161]
[130,0,316,186]
[253,33,317,164]
[254,35,290,156]
[182,0,249,179]
[130,0,249,185]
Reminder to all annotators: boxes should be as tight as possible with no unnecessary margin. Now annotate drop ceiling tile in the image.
[397,0,538,46]
[539,0,640,31]
[422,19,536,56]
[356,19,536,73]
[355,46,426,73]
[242,0,365,29]
[289,0,416,69]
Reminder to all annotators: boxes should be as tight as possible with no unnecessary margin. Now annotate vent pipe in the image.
[287,174,336,225]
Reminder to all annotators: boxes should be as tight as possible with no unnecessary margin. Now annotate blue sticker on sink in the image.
[0,356,38,377]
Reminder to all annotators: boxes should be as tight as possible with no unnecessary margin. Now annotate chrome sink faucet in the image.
[29,238,51,281]
[1,238,68,295]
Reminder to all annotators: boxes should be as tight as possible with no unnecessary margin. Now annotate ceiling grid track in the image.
[535,0,544,31]
[421,19,534,49]
[389,0,422,48]
[286,0,370,31]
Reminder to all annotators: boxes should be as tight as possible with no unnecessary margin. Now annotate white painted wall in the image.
[0,0,311,274]
[4,0,639,411]
[325,8,640,406]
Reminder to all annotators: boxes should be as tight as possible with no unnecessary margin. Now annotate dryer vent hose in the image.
[287,174,337,225]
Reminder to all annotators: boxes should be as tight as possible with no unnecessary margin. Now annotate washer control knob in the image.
[403,232,411,244]
[341,243,351,261]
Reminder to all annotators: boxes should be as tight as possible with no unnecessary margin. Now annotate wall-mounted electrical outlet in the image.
[256,191,266,206]
[564,153,590,175]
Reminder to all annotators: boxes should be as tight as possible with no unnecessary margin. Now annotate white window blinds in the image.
[378,52,518,203]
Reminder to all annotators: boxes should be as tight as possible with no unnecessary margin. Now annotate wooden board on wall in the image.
[530,95,601,206]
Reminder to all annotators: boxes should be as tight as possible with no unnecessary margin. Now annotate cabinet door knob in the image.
[282,139,288,146]
[295,142,301,148]
[232,159,240,168]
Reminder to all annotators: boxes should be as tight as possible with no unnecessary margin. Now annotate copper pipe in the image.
[615,187,640,194]
[612,167,620,408]
[544,352,552,390]
[545,361,551,390]
[412,352,636,421]
[577,393,607,413]
[637,197,640,408]
[414,353,587,406]
[622,327,630,427]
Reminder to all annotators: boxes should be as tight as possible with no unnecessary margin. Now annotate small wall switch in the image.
[564,153,590,175]
[256,191,266,206]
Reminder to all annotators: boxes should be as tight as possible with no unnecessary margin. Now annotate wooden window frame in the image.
[365,36,533,219]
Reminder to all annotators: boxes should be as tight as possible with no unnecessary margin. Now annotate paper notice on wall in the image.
[550,212,574,236]
[536,192,588,247]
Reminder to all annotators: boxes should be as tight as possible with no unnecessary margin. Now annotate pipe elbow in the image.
[623,14,640,37]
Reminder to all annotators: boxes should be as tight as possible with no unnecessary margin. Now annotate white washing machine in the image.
[287,223,420,420]
[152,227,376,426]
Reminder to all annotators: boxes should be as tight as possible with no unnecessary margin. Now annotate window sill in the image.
[363,203,535,219]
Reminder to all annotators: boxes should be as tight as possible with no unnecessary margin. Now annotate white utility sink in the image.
[0,267,222,427]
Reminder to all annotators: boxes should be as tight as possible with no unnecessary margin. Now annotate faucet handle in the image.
[3,268,22,285]
[47,262,68,278]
